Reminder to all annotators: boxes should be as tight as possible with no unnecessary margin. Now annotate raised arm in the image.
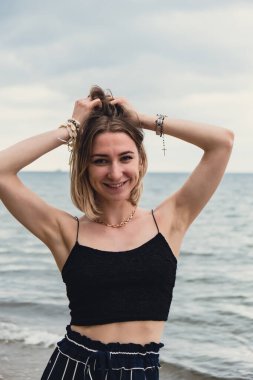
[0,97,101,264]
[0,128,71,247]
[140,114,234,236]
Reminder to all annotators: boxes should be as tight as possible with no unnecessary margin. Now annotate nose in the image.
[107,162,122,181]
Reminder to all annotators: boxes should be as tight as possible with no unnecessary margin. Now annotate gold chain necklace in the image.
[95,207,137,228]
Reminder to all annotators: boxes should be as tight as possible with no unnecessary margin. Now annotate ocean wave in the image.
[0,321,61,348]
[0,300,67,309]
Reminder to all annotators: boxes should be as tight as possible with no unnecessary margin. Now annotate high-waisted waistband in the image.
[41,325,164,380]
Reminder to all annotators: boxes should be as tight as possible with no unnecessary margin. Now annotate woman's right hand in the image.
[71,97,102,127]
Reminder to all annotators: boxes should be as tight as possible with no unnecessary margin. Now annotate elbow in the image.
[227,129,235,145]
[223,128,235,150]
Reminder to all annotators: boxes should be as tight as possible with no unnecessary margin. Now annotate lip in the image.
[103,180,129,189]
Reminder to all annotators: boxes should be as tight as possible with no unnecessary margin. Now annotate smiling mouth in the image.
[104,180,129,188]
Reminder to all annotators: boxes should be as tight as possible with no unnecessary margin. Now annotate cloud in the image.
[0,0,252,171]
[2,1,252,80]
[135,5,253,74]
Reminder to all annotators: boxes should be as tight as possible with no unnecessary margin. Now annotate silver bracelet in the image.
[155,114,167,156]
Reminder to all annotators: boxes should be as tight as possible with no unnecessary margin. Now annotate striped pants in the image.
[41,325,164,380]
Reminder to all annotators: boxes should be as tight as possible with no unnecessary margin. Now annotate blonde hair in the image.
[69,86,148,220]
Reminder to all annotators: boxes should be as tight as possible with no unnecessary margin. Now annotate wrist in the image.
[57,119,80,150]
[138,114,157,131]
[71,112,90,128]
[139,113,168,157]
[57,125,70,141]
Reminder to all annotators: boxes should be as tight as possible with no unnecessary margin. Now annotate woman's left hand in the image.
[110,97,141,127]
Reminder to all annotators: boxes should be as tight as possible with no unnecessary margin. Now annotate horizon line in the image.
[20,170,253,174]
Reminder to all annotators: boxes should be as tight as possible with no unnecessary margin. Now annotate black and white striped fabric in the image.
[41,325,164,380]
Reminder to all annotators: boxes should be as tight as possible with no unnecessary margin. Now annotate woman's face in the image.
[88,132,141,204]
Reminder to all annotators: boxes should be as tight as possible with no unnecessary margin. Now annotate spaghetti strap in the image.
[151,209,160,233]
[73,216,79,243]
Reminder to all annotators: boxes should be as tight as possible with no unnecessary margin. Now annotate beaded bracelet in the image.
[155,114,167,156]
[67,118,80,129]
[57,118,80,152]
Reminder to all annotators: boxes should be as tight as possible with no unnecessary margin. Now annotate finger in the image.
[91,98,102,108]
[111,97,128,105]
[110,98,122,105]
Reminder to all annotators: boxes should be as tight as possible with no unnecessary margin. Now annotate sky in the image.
[0,0,252,172]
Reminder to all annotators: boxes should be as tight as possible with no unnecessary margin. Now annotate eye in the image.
[121,155,133,162]
[92,158,108,165]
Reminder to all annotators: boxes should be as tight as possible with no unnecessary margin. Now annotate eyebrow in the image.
[91,151,135,158]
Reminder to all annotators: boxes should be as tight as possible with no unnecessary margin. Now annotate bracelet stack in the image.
[58,118,80,152]
[155,114,167,156]
[58,115,167,156]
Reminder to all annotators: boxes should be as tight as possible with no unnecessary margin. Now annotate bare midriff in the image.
[71,320,165,345]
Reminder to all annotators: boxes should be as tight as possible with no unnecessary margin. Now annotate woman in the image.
[0,85,234,380]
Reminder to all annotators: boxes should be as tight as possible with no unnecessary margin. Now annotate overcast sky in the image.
[0,0,252,172]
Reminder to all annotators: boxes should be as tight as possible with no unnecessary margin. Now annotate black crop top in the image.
[61,210,177,326]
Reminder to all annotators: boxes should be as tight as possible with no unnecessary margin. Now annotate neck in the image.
[95,200,136,226]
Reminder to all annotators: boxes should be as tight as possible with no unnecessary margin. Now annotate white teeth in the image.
[105,181,127,188]
[109,183,123,188]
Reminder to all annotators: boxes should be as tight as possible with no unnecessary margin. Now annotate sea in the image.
[0,172,252,380]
